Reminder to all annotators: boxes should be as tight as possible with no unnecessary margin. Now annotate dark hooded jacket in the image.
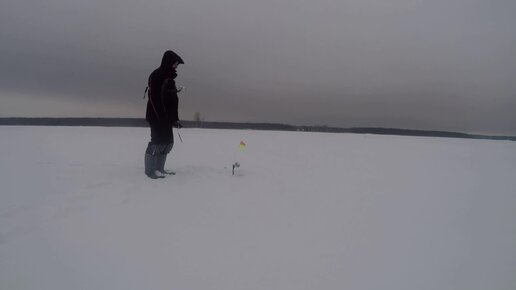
[146,51,184,125]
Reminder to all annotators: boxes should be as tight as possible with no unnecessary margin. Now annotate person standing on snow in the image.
[144,50,184,179]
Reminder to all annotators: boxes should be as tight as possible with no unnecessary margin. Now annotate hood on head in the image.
[160,50,184,72]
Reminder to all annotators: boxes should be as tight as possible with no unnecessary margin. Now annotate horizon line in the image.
[0,117,514,141]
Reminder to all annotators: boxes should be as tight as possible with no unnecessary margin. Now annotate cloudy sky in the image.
[1,0,515,134]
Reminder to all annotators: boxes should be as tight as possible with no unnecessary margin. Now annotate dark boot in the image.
[145,144,165,179]
[157,154,176,175]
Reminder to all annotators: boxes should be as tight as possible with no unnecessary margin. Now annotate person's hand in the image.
[174,122,183,128]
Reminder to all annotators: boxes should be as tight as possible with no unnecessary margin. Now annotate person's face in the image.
[172,62,179,69]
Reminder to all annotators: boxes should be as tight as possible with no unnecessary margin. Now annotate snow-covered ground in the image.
[1,126,515,290]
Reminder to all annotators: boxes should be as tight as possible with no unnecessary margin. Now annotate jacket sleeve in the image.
[148,75,166,121]
[161,78,179,125]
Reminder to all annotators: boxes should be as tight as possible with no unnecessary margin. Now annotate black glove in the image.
[173,122,183,128]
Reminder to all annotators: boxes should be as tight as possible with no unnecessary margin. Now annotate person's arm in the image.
[161,78,180,125]
[148,75,166,121]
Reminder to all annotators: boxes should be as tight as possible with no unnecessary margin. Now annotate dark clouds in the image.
[0,0,515,134]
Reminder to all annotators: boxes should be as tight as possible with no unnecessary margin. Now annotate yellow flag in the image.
[239,140,247,150]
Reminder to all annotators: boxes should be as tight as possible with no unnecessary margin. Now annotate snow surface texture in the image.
[1,126,515,290]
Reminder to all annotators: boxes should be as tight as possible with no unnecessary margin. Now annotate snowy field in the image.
[1,126,515,290]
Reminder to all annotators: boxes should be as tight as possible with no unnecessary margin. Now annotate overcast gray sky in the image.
[1,0,515,134]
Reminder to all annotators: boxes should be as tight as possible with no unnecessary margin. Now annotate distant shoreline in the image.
[0,117,514,141]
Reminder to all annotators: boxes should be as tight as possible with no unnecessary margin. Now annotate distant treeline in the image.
[0,117,514,141]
